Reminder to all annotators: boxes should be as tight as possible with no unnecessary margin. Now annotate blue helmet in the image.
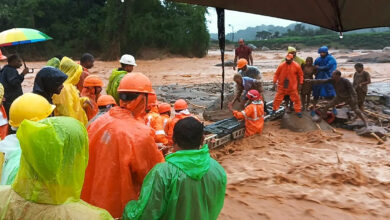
[318,46,328,54]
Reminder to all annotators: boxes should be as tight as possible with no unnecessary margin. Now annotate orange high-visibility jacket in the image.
[145,106,168,145]
[81,106,164,218]
[233,100,264,137]
[273,61,304,91]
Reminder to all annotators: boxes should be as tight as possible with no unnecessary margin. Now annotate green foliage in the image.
[251,31,390,50]
[0,0,209,59]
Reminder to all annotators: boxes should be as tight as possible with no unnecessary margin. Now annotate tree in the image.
[256,31,272,40]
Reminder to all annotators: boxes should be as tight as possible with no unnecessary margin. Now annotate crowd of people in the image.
[0,53,226,219]
[0,40,372,219]
[232,39,370,131]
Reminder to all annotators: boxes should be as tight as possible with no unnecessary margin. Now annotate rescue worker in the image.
[32,66,68,103]
[0,54,30,116]
[0,93,55,185]
[0,117,113,219]
[313,46,337,109]
[106,54,137,103]
[0,84,8,139]
[52,57,88,125]
[308,70,368,127]
[145,92,169,149]
[272,54,304,118]
[77,53,95,92]
[166,99,192,146]
[82,73,164,218]
[87,95,116,127]
[81,75,104,121]
[236,58,261,79]
[231,74,265,111]
[123,117,227,220]
[158,102,172,154]
[232,90,264,137]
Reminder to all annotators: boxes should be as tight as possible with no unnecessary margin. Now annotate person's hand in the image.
[21,67,29,75]
[298,84,302,92]
[233,66,236,71]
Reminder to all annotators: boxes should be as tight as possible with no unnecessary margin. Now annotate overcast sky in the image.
[206,8,295,33]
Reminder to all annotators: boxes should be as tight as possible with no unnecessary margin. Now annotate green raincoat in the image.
[123,145,227,220]
[0,117,112,219]
[106,68,128,104]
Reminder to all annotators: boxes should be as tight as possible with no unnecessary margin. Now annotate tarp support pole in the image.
[216,7,225,110]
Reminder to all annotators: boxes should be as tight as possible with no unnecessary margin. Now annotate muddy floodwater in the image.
[9,49,390,219]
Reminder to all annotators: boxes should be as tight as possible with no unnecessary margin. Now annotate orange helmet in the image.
[286,54,294,61]
[83,75,104,87]
[117,72,154,94]
[158,103,171,114]
[147,91,157,108]
[97,95,116,106]
[174,99,188,111]
[0,49,6,61]
[236,58,248,69]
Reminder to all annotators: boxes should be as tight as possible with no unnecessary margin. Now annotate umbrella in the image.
[169,0,390,109]
[0,49,6,60]
[0,28,52,72]
[169,0,390,32]
[0,28,52,47]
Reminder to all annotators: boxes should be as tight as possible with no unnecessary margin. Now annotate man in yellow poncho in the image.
[52,57,88,125]
[0,117,113,219]
[106,54,137,104]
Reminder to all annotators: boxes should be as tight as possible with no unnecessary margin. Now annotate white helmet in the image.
[119,54,137,66]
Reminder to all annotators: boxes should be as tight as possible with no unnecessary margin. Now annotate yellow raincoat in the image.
[52,57,88,125]
[0,117,113,219]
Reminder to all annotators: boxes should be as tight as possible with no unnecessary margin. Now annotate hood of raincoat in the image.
[47,57,60,69]
[32,67,68,103]
[106,68,127,103]
[287,46,296,53]
[12,116,89,205]
[318,46,329,54]
[60,57,83,85]
[165,145,210,180]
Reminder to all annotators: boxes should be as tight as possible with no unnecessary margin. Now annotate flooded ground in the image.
[7,49,390,219]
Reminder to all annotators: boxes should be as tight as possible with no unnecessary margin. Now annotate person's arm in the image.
[316,57,337,71]
[273,65,282,90]
[249,52,253,66]
[123,164,167,220]
[5,68,25,87]
[360,72,371,86]
[297,65,304,85]
[309,78,332,85]
[233,84,244,103]
[233,105,253,120]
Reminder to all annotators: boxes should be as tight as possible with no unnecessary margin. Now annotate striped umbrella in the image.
[0,28,52,47]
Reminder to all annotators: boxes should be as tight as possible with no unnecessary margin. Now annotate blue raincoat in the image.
[313,46,337,98]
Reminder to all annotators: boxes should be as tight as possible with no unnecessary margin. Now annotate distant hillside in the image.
[210,23,390,41]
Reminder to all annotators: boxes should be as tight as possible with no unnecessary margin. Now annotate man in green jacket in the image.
[123,117,227,220]
[106,54,137,104]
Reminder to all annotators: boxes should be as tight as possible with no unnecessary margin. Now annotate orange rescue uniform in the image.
[273,61,304,113]
[233,100,264,136]
[145,106,168,146]
[0,106,9,139]
[81,106,164,218]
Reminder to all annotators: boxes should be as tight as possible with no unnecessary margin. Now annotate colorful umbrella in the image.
[0,28,52,47]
